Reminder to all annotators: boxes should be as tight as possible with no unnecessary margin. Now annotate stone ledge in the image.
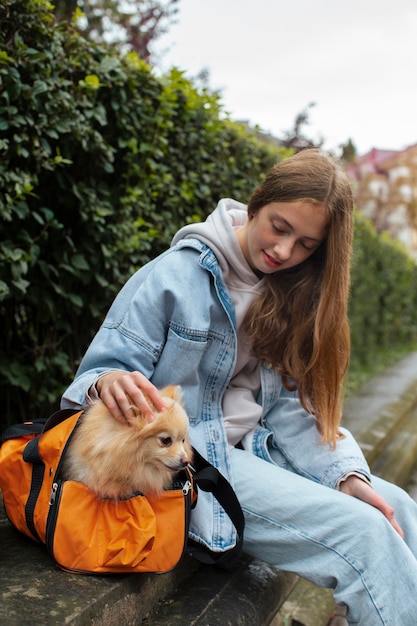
[0,497,295,625]
[0,501,199,626]
[141,557,298,625]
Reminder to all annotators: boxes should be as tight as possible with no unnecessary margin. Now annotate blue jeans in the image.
[229,447,417,625]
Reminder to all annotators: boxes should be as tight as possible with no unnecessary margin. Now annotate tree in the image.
[53,0,179,62]
[340,138,357,163]
[280,102,321,151]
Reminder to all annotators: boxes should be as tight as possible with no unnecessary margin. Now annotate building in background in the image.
[347,145,417,259]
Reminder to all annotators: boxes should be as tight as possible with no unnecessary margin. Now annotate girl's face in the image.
[237,201,328,274]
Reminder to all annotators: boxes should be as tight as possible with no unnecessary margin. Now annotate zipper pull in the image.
[49,482,58,505]
[182,480,192,496]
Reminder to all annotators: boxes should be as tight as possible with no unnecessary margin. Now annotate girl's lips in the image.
[263,250,282,268]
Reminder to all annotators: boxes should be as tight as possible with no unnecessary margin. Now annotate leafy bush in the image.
[0,0,282,427]
[348,212,417,389]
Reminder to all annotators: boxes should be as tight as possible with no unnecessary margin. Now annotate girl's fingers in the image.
[96,371,165,424]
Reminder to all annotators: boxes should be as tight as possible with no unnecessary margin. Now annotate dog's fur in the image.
[62,385,192,499]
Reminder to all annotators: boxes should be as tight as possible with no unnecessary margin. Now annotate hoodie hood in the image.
[171,198,260,293]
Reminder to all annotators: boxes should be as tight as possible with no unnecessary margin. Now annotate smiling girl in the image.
[62,149,417,625]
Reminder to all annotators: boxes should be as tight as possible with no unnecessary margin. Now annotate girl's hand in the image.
[95,370,166,425]
[339,475,404,538]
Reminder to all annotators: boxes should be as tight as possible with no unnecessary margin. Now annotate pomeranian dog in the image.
[61,385,193,499]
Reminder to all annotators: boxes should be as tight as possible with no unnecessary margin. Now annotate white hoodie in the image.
[172,199,265,447]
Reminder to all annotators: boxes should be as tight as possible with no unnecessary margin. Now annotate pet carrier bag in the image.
[0,408,244,574]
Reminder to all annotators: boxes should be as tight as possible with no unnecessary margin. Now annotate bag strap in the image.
[12,409,82,543]
[188,447,245,569]
[24,437,44,542]
[0,409,79,446]
[0,420,46,445]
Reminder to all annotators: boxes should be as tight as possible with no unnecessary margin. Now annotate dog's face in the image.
[65,384,193,498]
[130,385,192,474]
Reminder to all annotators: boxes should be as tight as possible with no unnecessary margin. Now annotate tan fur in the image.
[62,385,192,499]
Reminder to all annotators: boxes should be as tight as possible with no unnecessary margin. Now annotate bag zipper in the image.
[174,474,194,567]
[46,479,62,555]
[45,420,80,556]
[49,481,59,505]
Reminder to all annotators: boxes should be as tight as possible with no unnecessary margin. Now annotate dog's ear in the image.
[126,403,156,426]
[160,385,182,403]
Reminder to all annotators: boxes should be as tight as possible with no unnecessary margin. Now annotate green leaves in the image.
[348,212,417,390]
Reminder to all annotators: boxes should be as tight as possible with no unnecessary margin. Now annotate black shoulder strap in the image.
[188,447,245,569]
[1,418,48,541]
[23,408,83,541]
[0,420,46,446]
[0,409,80,446]
[1,409,82,543]
[24,437,44,542]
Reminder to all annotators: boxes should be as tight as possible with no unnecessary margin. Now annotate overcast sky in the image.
[152,0,417,156]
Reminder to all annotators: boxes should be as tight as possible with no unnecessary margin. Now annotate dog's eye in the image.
[160,436,173,447]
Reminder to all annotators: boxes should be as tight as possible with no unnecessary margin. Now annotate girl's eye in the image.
[300,241,315,251]
[272,224,285,234]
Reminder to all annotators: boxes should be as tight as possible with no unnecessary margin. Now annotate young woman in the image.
[62,149,417,625]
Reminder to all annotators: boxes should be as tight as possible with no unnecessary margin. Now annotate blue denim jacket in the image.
[62,238,370,553]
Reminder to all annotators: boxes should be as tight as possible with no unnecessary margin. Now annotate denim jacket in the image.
[61,238,371,553]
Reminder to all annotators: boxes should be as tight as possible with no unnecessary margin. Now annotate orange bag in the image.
[0,409,244,574]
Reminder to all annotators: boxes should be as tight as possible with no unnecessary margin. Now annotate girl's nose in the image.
[275,238,294,260]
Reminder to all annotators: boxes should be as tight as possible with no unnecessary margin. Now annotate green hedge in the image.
[1,1,416,429]
[348,212,417,389]
[0,0,283,427]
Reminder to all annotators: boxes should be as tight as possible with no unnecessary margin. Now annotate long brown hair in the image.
[244,149,354,447]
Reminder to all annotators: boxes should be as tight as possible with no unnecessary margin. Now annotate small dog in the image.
[62,385,193,499]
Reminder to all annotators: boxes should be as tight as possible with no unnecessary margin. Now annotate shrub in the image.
[0,0,283,427]
[348,212,417,388]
